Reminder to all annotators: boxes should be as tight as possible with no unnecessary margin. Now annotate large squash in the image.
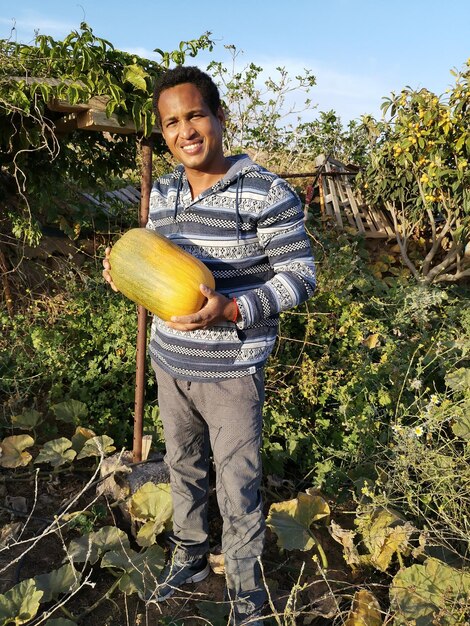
[109,228,215,320]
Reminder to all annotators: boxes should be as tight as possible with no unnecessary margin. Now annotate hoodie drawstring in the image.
[235,172,242,244]
[173,168,184,221]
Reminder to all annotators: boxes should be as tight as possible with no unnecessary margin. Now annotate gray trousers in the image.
[153,362,267,613]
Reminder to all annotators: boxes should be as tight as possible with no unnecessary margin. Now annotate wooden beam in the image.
[48,94,109,114]
[76,109,161,135]
[53,113,78,134]
[76,109,136,134]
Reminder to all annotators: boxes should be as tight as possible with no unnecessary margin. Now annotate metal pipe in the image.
[133,136,153,462]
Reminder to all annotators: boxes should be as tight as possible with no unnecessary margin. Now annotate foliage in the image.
[208,48,316,169]
[266,491,330,567]
[263,229,469,484]
[357,58,470,283]
[0,23,213,243]
[390,558,470,625]
[0,267,159,446]
[1,23,470,626]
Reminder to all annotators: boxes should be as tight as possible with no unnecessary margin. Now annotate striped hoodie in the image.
[147,154,316,381]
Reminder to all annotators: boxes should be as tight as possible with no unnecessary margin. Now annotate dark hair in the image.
[153,66,221,124]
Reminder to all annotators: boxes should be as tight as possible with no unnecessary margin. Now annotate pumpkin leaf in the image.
[11,409,43,430]
[356,508,415,572]
[71,426,96,453]
[135,519,161,548]
[266,492,330,552]
[76,435,115,459]
[344,589,383,626]
[196,600,230,626]
[445,367,470,392]
[390,558,470,625]
[451,402,470,440]
[129,482,173,547]
[329,520,361,569]
[68,526,130,565]
[0,435,34,468]
[0,578,42,625]
[101,544,165,596]
[34,563,81,603]
[44,620,77,626]
[34,438,76,467]
[51,400,88,424]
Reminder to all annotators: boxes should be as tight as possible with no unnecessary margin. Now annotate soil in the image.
[0,463,366,626]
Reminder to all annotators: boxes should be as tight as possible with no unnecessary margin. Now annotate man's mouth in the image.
[181,141,203,154]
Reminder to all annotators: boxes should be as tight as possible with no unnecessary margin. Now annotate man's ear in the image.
[217,106,226,128]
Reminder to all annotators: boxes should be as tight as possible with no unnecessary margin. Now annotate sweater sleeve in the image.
[235,178,316,329]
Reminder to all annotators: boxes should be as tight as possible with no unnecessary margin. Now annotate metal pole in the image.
[133,136,153,462]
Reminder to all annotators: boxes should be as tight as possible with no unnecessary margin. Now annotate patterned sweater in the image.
[147,154,316,381]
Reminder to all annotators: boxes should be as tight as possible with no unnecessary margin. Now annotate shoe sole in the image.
[152,562,211,601]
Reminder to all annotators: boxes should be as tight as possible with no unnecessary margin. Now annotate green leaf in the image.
[76,435,115,459]
[11,409,43,431]
[196,600,230,626]
[0,435,34,468]
[355,508,415,572]
[70,426,96,453]
[129,482,173,547]
[390,558,470,625]
[452,412,470,440]
[445,367,470,393]
[101,544,165,596]
[266,492,330,551]
[123,64,149,91]
[0,579,43,625]
[44,619,77,626]
[51,400,88,424]
[34,563,81,603]
[68,526,130,565]
[129,482,172,523]
[34,438,76,467]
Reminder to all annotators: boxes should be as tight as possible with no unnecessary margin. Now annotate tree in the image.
[357,59,470,283]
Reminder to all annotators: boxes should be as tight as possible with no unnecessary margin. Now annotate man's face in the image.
[158,82,226,174]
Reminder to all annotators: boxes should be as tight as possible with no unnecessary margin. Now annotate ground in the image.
[0,460,370,625]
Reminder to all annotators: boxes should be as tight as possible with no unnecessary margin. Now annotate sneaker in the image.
[147,555,210,602]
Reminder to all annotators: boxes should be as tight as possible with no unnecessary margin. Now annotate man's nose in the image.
[180,120,196,138]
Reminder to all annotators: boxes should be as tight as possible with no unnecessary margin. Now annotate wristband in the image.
[231,297,239,323]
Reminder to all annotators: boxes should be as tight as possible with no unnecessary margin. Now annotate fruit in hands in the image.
[108,228,215,320]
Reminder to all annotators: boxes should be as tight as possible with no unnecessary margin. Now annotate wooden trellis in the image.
[315,154,395,239]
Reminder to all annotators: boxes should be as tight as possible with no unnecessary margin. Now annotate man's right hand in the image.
[102,247,119,292]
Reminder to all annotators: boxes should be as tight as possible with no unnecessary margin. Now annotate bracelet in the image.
[231,297,239,323]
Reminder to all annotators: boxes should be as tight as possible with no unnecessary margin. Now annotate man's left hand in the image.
[166,284,238,331]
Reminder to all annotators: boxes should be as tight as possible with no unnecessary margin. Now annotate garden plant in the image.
[0,24,469,626]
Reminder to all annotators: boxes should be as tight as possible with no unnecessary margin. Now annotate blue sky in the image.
[2,0,469,124]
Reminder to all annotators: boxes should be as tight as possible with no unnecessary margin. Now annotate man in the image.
[103,65,316,624]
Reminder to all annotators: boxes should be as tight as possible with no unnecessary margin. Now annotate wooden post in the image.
[133,136,153,463]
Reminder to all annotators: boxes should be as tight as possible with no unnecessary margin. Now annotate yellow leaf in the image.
[0,435,34,468]
[344,589,383,625]
[362,334,380,349]
[208,551,225,575]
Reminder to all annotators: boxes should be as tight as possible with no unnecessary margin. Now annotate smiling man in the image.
[104,65,316,624]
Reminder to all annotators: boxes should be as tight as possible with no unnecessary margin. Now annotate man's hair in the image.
[153,66,221,124]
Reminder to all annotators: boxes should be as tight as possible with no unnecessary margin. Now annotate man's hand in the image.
[102,247,119,292]
[166,284,238,331]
